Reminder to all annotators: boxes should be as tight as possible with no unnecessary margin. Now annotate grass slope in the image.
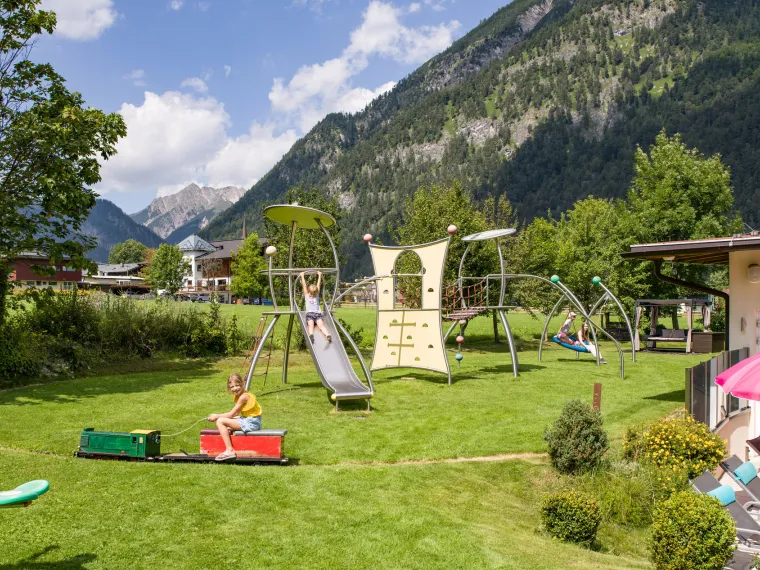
[0,308,709,569]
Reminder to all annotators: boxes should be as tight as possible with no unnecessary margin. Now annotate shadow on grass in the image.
[474,363,546,375]
[0,360,218,407]
[644,389,685,402]
[256,382,325,396]
[0,547,96,569]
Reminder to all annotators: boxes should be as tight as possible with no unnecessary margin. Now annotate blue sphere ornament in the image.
[550,274,560,283]
[455,352,463,361]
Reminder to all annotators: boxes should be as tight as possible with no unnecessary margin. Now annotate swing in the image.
[552,310,592,354]
[0,480,49,508]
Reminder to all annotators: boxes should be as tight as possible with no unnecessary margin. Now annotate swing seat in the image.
[552,335,591,354]
[0,480,49,508]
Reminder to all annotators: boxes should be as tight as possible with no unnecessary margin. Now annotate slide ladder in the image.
[241,315,274,388]
[296,309,373,407]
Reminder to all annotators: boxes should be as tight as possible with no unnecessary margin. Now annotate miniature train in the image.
[75,427,289,465]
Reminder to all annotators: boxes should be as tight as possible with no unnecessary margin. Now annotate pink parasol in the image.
[716,353,760,400]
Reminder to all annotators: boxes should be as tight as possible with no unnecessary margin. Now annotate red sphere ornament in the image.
[447,225,457,235]
[363,234,373,243]
[456,335,464,344]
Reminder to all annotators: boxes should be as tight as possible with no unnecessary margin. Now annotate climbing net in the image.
[442,278,489,321]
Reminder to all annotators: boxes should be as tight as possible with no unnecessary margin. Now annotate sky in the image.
[35,0,509,214]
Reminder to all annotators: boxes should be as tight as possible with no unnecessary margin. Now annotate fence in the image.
[686,347,749,428]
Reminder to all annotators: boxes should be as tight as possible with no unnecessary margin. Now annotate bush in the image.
[544,399,609,474]
[541,491,602,546]
[650,491,736,570]
[622,424,647,462]
[641,413,725,479]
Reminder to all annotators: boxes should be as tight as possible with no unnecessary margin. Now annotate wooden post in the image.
[592,382,602,410]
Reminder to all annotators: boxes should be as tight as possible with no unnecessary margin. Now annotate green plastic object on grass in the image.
[0,480,50,508]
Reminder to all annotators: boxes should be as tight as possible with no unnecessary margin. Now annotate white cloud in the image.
[424,0,447,12]
[180,77,208,93]
[96,91,298,199]
[40,0,117,41]
[124,69,146,87]
[408,3,421,13]
[170,0,184,10]
[270,0,458,131]
[224,65,232,78]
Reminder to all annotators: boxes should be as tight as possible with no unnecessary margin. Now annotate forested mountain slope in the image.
[206,0,760,278]
[84,200,164,262]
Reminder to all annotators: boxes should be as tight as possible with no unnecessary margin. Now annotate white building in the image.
[177,235,216,288]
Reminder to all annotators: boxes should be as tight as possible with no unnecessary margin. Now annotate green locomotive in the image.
[77,428,161,459]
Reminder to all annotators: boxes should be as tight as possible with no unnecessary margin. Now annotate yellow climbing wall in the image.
[369,238,450,379]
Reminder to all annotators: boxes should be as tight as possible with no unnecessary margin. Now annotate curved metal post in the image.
[496,241,506,306]
[457,243,471,308]
[332,314,374,395]
[245,315,280,390]
[588,294,608,319]
[443,320,458,342]
[287,222,297,311]
[597,281,636,363]
[267,255,279,313]
[282,313,295,384]
[497,309,519,377]
[538,295,566,362]
[316,219,340,310]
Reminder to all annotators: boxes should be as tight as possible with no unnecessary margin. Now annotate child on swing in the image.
[557,312,579,345]
[577,320,608,364]
[207,373,262,461]
[299,270,331,344]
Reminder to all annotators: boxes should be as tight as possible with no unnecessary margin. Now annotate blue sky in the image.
[36,0,508,213]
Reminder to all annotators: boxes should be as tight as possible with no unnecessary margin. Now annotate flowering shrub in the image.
[650,491,735,570]
[541,491,602,546]
[640,413,725,479]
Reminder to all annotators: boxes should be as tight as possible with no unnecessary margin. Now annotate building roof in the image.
[622,233,760,265]
[97,263,143,275]
[197,239,244,260]
[177,235,215,253]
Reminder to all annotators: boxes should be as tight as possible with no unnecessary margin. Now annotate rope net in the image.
[442,279,488,321]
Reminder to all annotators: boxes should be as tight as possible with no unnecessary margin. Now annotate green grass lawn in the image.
[0,309,711,569]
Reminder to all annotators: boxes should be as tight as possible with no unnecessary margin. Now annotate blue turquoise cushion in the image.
[707,485,736,506]
[735,462,758,486]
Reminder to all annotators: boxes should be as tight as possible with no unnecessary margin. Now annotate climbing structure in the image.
[369,237,452,384]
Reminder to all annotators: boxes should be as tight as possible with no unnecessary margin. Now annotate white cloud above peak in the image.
[170,0,184,11]
[41,0,117,41]
[270,0,459,132]
[96,90,297,200]
[181,77,208,93]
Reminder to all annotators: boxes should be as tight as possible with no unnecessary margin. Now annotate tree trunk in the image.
[0,261,10,324]
[492,311,501,343]
[671,308,679,330]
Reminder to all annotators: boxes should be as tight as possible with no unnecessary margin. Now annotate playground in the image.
[0,305,707,570]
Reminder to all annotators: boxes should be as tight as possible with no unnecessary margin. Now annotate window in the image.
[63,282,74,290]
[393,250,423,309]
[26,281,34,286]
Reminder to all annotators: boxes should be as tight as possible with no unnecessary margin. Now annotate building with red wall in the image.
[8,252,82,290]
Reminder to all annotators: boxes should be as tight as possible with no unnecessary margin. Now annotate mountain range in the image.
[83,199,164,262]
[202,0,760,278]
[130,184,245,244]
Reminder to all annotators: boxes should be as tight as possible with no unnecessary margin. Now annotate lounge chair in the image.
[692,470,760,548]
[722,455,760,506]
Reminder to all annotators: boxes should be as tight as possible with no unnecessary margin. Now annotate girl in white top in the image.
[299,271,331,344]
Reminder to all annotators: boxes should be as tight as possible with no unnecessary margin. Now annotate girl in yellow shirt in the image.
[207,373,262,461]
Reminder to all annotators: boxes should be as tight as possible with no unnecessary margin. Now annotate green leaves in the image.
[144,244,189,295]
[0,0,126,321]
[230,233,267,300]
[108,239,149,265]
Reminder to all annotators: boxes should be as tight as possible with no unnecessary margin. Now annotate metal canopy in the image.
[461,228,517,242]
[264,204,336,229]
[622,234,760,265]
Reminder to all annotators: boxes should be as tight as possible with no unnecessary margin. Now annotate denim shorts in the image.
[305,312,323,324]
[237,415,262,433]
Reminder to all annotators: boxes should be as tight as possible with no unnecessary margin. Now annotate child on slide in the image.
[578,321,608,364]
[299,271,331,344]
[207,373,262,461]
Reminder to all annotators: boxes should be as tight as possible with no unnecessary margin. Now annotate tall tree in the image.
[230,233,267,302]
[108,239,148,264]
[0,0,126,321]
[144,244,190,295]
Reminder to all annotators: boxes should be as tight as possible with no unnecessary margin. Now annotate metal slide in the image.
[296,309,373,402]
